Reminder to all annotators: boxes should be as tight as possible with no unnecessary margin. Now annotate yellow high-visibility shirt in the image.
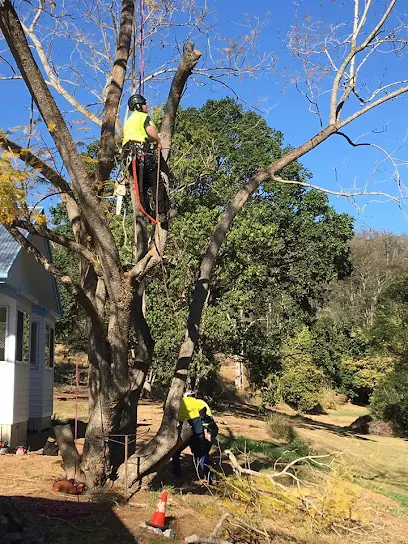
[122,111,156,145]
[178,397,212,422]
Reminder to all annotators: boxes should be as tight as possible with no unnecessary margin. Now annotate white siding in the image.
[0,294,16,363]
[43,317,55,417]
[0,295,16,426]
[29,371,43,418]
[0,362,14,424]
[13,362,29,423]
[43,368,54,416]
[29,316,45,419]
[28,315,54,420]
[7,235,61,315]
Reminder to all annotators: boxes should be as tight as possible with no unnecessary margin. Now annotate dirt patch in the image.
[2,391,407,543]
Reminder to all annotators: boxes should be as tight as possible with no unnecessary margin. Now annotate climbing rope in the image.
[131,154,157,224]
[139,0,145,94]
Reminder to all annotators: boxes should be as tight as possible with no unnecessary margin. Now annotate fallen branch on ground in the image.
[185,537,232,544]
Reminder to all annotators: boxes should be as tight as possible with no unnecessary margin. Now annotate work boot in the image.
[158,209,177,223]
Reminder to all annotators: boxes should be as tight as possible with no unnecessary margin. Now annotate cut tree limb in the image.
[54,424,85,482]
[160,41,202,162]
[185,537,232,544]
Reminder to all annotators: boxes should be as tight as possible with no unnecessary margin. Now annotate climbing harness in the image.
[131,146,157,225]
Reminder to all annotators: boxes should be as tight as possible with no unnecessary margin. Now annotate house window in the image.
[16,311,30,363]
[0,307,6,361]
[30,322,38,366]
[45,325,55,367]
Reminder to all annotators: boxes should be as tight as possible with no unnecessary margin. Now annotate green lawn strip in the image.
[217,434,310,463]
[356,478,408,511]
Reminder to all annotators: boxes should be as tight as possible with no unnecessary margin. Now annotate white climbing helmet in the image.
[183,389,197,398]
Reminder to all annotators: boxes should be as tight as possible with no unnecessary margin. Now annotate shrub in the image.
[280,363,325,413]
[321,388,348,410]
[370,364,408,436]
[266,413,297,443]
[342,354,394,403]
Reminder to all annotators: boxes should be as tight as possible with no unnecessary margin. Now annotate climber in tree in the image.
[122,93,171,223]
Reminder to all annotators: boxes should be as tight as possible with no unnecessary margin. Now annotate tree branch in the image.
[99,0,135,182]
[0,131,72,195]
[5,225,103,327]
[339,84,408,128]
[0,131,85,243]
[22,22,102,127]
[160,41,202,162]
[330,0,398,123]
[13,219,102,275]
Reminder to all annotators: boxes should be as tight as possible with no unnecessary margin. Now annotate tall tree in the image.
[1,0,408,490]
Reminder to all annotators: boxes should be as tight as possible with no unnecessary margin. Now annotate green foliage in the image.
[370,273,408,357]
[342,354,394,399]
[309,317,368,397]
[266,413,298,443]
[280,362,325,413]
[149,98,354,393]
[218,433,309,462]
[370,364,408,436]
[320,388,348,410]
[50,204,88,353]
[268,327,325,412]
[366,274,408,434]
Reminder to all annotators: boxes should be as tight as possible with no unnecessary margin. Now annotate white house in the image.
[0,225,62,447]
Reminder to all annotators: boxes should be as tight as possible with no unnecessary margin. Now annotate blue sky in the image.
[1,0,408,233]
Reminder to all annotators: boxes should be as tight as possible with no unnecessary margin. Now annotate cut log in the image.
[54,424,85,481]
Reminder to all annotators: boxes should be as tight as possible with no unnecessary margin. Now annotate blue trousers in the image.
[172,433,212,479]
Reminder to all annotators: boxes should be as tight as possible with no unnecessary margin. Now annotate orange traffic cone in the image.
[146,490,168,530]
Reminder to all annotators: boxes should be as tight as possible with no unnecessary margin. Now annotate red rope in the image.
[132,156,157,224]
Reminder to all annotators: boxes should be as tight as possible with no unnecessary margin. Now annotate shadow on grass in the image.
[1,495,137,544]
[217,401,376,442]
[150,448,235,495]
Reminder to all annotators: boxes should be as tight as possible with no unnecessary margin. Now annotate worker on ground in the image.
[172,390,219,483]
[122,93,172,223]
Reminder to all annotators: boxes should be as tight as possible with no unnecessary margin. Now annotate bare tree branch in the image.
[5,224,103,327]
[99,0,134,182]
[13,218,102,275]
[22,23,103,127]
[160,41,202,162]
[338,84,408,128]
[330,0,399,123]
